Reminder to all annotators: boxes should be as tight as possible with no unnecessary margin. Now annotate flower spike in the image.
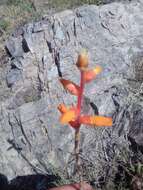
[60,79,80,96]
[58,52,112,181]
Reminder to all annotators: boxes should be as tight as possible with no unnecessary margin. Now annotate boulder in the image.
[0,0,143,182]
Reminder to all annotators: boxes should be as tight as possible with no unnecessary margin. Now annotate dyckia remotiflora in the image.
[58,51,112,186]
[58,51,112,128]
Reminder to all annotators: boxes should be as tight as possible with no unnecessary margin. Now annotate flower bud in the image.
[76,51,89,70]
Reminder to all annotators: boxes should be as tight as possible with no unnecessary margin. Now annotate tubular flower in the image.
[84,66,102,83]
[60,79,80,96]
[79,115,112,127]
[59,106,78,124]
[60,110,76,124]
[58,104,79,128]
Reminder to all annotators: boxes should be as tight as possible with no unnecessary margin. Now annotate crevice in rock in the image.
[73,19,77,37]
[22,38,30,53]
[53,50,62,77]
[46,41,53,53]
[7,139,23,153]
[5,46,12,58]
[111,93,120,112]
[11,64,17,69]
[90,101,99,115]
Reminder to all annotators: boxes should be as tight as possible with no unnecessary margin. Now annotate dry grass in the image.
[0,0,102,32]
[0,0,103,53]
[0,1,40,33]
[0,0,41,52]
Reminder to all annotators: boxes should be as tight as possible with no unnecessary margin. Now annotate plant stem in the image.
[77,70,85,117]
[75,70,85,185]
[75,127,80,170]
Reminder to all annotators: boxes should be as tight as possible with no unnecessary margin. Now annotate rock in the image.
[6,68,23,87]
[128,104,143,149]
[11,58,24,70]
[5,36,24,57]
[0,0,143,182]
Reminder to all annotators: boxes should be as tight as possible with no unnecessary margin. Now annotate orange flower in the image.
[79,115,112,127]
[76,51,89,70]
[58,104,112,127]
[58,104,79,128]
[60,79,80,96]
[58,104,78,124]
[84,66,102,83]
[60,110,76,124]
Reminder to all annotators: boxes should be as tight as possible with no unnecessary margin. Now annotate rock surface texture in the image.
[0,0,143,182]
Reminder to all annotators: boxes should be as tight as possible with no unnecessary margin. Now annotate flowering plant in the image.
[58,51,112,184]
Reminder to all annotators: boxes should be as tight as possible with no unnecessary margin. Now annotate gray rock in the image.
[11,58,24,70]
[6,69,23,87]
[0,0,143,181]
[129,104,143,147]
[5,37,24,58]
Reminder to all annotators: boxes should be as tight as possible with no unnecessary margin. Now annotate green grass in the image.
[7,0,36,13]
[48,0,102,10]
[7,0,27,6]
[0,18,10,31]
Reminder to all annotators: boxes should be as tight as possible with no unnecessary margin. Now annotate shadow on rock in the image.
[0,173,61,190]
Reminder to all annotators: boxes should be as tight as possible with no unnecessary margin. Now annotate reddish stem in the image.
[74,70,85,184]
[77,70,85,122]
